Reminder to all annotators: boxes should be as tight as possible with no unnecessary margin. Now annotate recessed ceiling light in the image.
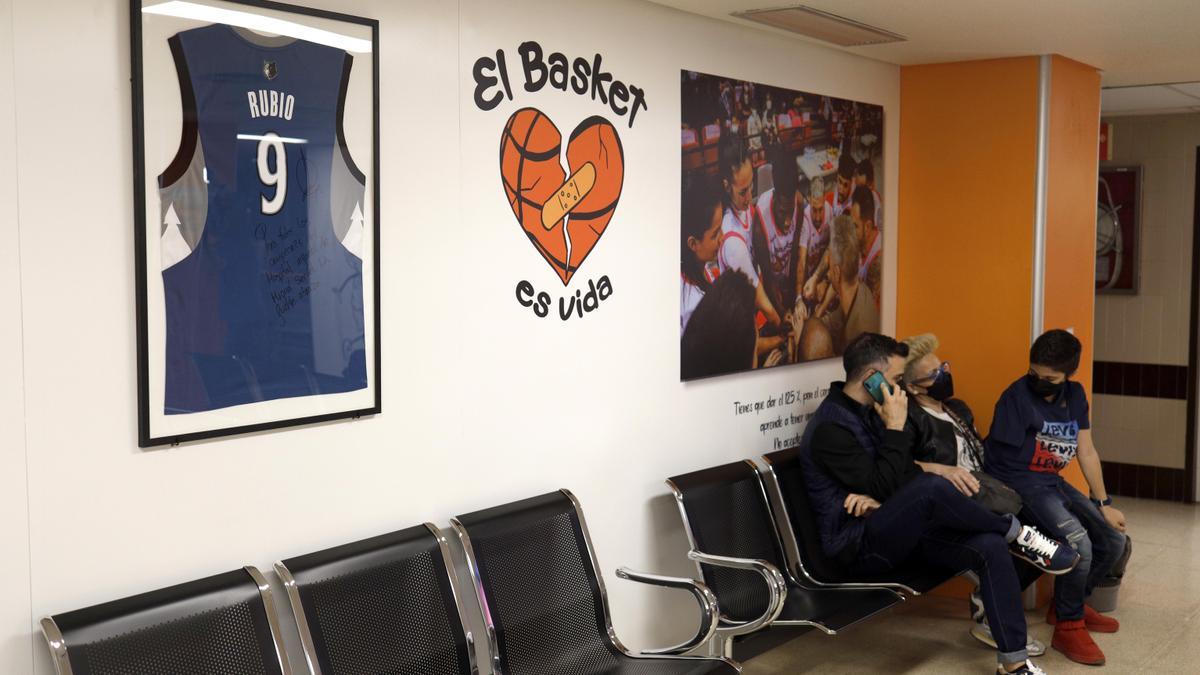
[733,4,906,47]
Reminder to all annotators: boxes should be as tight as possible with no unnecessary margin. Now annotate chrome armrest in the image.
[465,630,479,675]
[687,551,787,636]
[40,617,73,675]
[615,567,720,655]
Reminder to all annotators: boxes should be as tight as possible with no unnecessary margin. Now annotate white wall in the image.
[4,1,899,672]
[1093,113,1198,469]
[1,0,33,671]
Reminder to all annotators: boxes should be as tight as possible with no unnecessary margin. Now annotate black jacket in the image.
[906,397,982,467]
[810,385,922,502]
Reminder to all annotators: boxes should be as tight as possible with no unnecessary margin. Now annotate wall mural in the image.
[680,70,884,381]
[470,41,647,321]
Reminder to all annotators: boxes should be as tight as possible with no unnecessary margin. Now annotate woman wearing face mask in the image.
[901,333,1024,513]
[902,333,1046,658]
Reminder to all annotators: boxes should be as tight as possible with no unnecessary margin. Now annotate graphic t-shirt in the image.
[984,377,1091,488]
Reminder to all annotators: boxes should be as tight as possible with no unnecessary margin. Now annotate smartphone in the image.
[864,371,892,404]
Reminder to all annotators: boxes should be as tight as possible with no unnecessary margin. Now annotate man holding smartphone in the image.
[797,333,1078,675]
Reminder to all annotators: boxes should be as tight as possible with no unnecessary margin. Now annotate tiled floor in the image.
[743,497,1200,674]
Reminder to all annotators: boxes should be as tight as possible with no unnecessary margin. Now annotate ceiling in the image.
[1101,84,1200,116]
[649,0,1200,89]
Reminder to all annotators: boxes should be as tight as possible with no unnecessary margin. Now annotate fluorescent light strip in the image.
[143,1,372,53]
[236,133,308,144]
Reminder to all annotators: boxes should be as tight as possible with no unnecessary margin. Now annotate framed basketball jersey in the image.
[132,0,380,447]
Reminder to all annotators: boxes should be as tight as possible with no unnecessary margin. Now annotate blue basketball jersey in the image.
[159,24,367,414]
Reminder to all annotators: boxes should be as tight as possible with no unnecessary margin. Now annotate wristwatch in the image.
[1092,495,1113,508]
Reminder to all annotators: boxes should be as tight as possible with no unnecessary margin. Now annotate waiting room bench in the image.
[275,522,477,674]
[41,566,290,675]
[667,461,903,658]
[452,489,740,674]
[760,447,966,594]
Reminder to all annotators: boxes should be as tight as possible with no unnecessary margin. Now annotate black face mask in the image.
[1027,373,1065,398]
[925,371,955,402]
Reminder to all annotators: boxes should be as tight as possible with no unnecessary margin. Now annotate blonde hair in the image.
[901,333,939,383]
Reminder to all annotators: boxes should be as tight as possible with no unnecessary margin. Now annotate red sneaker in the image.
[1047,603,1120,633]
[1052,619,1106,666]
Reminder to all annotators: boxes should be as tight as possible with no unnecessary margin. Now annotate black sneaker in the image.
[997,659,1047,674]
[1010,525,1080,575]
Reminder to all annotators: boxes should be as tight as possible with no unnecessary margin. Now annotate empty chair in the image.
[452,489,739,674]
[275,523,476,675]
[40,566,289,675]
[667,461,903,656]
[761,447,964,595]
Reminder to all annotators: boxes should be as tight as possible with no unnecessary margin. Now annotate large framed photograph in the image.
[680,70,883,381]
[132,0,380,446]
[1096,166,1141,294]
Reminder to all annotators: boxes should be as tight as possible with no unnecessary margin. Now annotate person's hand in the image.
[793,297,810,322]
[783,312,800,363]
[1101,504,1127,533]
[802,275,817,301]
[764,349,785,368]
[874,381,908,431]
[790,302,807,334]
[931,465,980,496]
[844,493,881,517]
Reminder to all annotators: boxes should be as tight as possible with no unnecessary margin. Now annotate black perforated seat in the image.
[453,490,739,675]
[276,523,475,675]
[761,448,964,594]
[40,567,288,675]
[667,461,902,653]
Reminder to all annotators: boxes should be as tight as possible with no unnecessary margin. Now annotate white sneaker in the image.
[970,620,1046,657]
[1010,525,1080,575]
[969,587,986,622]
[997,659,1047,675]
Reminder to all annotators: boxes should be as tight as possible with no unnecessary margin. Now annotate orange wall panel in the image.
[1043,56,1102,490]
[898,58,1041,432]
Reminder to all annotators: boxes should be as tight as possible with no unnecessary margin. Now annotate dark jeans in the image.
[851,473,1028,663]
[1016,479,1128,621]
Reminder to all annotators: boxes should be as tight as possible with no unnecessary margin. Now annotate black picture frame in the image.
[131,0,381,447]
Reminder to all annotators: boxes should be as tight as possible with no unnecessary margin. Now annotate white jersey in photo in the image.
[755,189,797,281]
[800,197,834,276]
[680,262,720,337]
[718,205,760,287]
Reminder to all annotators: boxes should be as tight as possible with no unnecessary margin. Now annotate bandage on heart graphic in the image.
[500,108,624,285]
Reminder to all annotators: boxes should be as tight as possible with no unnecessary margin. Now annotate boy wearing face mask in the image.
[985,330,1130,667]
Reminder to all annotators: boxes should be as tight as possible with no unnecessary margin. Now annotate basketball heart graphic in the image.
[500,108,624,285]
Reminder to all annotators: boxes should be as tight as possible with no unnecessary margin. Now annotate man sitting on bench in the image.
[797,332,1078,675]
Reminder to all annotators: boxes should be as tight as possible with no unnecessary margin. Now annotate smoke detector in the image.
[732,5,906,47]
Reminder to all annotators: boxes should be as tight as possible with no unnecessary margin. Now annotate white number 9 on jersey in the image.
[257,132,288,215]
